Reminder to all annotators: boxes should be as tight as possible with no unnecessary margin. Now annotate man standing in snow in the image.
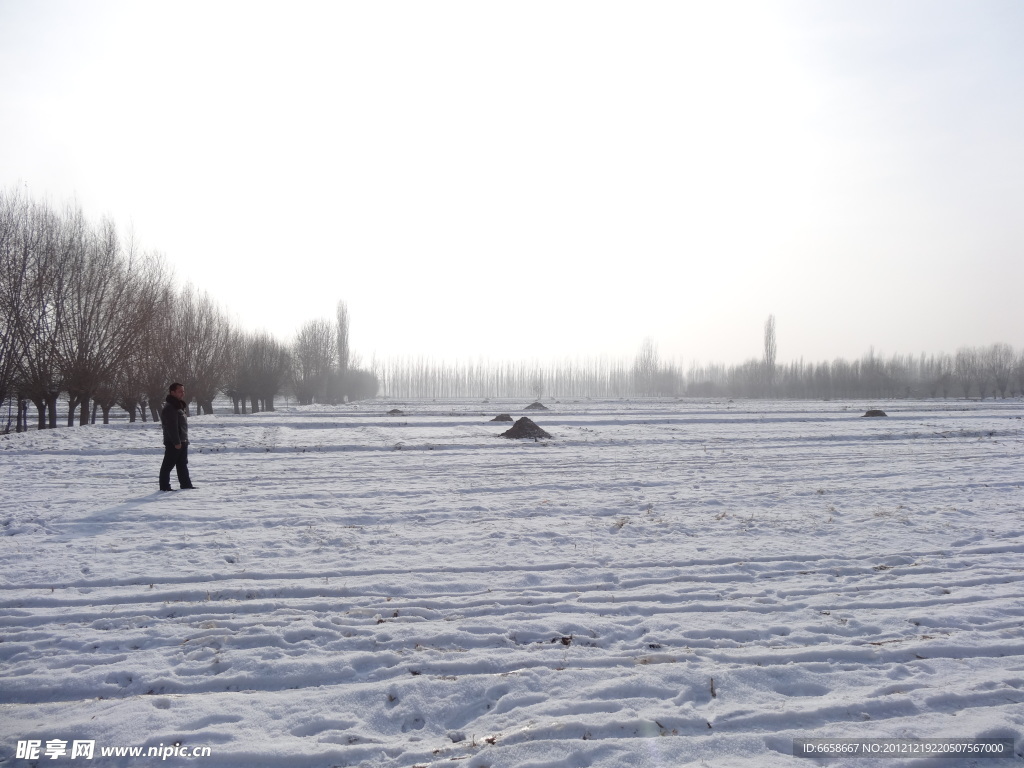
[159,382,196,492]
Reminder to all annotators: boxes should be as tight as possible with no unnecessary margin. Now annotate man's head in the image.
[169,382,185,399]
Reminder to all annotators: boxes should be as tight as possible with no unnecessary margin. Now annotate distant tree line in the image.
[0,188,378,432]
[377,341,1024,401]
[685,345,1023,400]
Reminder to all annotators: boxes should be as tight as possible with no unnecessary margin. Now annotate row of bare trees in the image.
[376,313,1021,402]
[376,342,1024,401]
[1,189,378,431]
[685,344,1024,400]
[0,191,168,429]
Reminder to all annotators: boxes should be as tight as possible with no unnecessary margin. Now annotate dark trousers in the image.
[159,444,192,489]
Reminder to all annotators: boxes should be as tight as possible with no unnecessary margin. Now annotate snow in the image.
[2,398,1023,766]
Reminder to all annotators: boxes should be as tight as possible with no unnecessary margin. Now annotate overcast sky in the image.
[2,1,1022,366]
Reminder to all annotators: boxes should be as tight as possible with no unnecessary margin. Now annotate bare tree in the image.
[530,368,545,401]
[171,285,231,415]
[632,338,660,396]
[111,251,174,422]
[6,197,70,428]
[336,300,350,373]
[57,215,158,426]
[984,343,1014,399]
[954,347,979,399]
[763,314,777,395]
[243,331,290,411]
[927,353,953,398]
[0,188,24,412]
[221,326,250,414]
[292,318,335,404]
[138,282,176,421]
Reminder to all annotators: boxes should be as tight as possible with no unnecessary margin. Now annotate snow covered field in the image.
[2,398,1023,767]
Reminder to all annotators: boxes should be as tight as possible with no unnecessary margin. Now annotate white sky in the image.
[2,1,1022,366]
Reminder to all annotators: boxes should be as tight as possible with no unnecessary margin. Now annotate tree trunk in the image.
[249,395,259,414]
[91,400,99,424]
[32,397,47,429]
[120,398,138,423]
[79,395,91,426]
[46,394,59,428]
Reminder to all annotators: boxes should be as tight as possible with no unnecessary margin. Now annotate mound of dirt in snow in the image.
[862,410,887,417]
[490,414,513,422]
[387,408,405,416]
[524,402,548,411]
[501,417,552,439]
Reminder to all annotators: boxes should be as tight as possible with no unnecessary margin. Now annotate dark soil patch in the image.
[490,414,513,422]
[387,408,405,416]
[862,410,887,417]
[501,417,552,439]
[524,402,548,411]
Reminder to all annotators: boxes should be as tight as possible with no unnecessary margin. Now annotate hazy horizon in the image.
[3,1,1022,366]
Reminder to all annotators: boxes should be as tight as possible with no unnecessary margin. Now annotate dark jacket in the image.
[160,395,189,447]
